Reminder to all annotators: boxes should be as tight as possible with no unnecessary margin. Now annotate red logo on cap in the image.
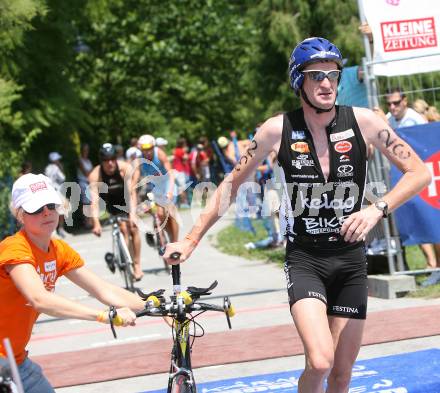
[419,151,440,209]
[334,141,352,153]
[30,181,48,193]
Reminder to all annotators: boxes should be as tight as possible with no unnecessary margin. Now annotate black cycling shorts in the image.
[284,241,368,319]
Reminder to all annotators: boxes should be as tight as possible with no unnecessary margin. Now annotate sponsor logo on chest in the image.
[334,141,352,153]
[291,130,306,140]
[291,142,310,153]
[292,154,314,169]
[329,129,355,142]
[337,164,354,178]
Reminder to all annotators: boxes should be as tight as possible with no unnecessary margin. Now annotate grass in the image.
[215,222,440,298]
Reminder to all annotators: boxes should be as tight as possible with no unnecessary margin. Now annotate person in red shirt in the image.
[0,173,146,393]
[172,137,190,207]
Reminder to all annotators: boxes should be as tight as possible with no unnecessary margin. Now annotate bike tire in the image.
[118,236,135,292]
[170,375,194,393]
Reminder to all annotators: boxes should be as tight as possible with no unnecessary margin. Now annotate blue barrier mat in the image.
[142,349,440,392]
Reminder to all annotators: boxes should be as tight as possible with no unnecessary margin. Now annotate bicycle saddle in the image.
[187,280,218,296]
[136,288,165,301]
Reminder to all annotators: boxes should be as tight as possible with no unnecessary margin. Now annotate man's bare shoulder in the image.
[353,106,379,126]
[253,114,284,153]
[259,114,283,140]
[353,106,392,145]
[88,165,101,182]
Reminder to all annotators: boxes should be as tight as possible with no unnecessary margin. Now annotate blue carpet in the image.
[142,349,440,392]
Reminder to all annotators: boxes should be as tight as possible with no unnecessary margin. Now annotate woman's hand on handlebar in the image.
[163,239,196,265]
[110,307,137,326]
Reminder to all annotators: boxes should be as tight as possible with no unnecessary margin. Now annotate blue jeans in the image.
[18,358,55,393]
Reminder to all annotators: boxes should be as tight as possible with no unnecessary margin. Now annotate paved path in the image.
[24,208,440,392]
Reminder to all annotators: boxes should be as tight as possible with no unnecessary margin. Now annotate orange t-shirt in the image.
[0,230,84,364]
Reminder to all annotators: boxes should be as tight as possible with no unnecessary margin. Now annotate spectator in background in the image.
[189,141,210,183]
[19,161,33,178]
[45,152,67,238]
[374,87,427,129]
[375,90,438,274]
[199,136,216,182]
[413,99,430,121]
[77,144,93,229]
[115,144,125,162]
[337,65,369,108]
[156,137,168,151]
[413,98,440,123]
[130,137,138,147]
[427,106,440,122]
[172,137,190,208]
[125,146,142,165]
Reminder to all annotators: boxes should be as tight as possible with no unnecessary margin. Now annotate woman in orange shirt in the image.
[0,173,146,393]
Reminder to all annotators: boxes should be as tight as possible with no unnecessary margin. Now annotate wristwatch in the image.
[374,200,389,218]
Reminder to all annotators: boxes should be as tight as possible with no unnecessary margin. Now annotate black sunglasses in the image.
[27,203,57,215]
[302,70,341,82]
[387,99,402,107]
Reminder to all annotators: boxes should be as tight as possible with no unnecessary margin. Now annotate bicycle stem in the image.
[172,264,181,294]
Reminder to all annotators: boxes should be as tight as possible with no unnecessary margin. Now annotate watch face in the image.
[377,201,387,209]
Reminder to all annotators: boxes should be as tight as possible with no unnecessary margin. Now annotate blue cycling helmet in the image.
[288,37,343,95]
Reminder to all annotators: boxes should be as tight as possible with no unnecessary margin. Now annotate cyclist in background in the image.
[88,143,143,281]
[0,173,146,393]
[164,37,431,392]
[134,134,179,243]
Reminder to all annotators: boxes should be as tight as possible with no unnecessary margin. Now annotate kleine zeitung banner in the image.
[360,0,440,76]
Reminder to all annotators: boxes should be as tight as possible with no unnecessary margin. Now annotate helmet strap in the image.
[301,88,335,114]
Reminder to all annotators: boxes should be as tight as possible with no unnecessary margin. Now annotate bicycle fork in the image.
[168,320,195,392]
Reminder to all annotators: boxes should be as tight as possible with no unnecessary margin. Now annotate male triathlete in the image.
[164,37,431,393]
[88,143,143,281]
[134,134,178,243]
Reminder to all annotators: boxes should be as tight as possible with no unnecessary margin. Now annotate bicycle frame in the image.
[168,320,194,392]
[167,266,195,392]
[110,217,135,291]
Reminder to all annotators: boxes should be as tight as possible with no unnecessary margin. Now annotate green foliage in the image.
[71,0,256,146]
[216,221,284,262]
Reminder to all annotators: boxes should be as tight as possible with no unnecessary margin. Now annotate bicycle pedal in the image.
[145,232,156,248]
[104,252,116,274]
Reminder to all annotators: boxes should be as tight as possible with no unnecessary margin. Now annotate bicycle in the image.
[139,192,171,273]
[104,216,135,292]
[110,252,235,393]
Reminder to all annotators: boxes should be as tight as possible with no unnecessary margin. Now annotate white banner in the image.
[361,0,440,76]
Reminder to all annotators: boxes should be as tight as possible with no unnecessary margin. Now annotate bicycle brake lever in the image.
[136,288,165,301]
[109,306,118,339]
[186,280,218,296]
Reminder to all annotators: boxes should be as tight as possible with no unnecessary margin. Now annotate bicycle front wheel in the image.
[170,375,194,393]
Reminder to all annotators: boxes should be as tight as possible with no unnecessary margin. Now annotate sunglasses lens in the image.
[306,70,340,81]
[327,71,340,80]
[309,71,325,81]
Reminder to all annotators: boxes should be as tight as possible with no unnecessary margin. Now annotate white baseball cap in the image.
[12,173,62,213]
[48,152,62,162]
[156,137,168,147]
[125,146,142,159]
[138,134,156,149]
